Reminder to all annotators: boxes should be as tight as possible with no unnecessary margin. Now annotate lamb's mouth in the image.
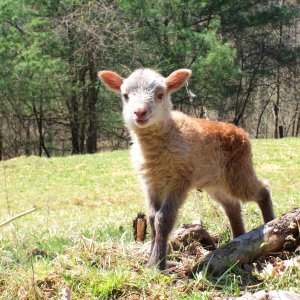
[134,113,152,126]
[136,118,149,126]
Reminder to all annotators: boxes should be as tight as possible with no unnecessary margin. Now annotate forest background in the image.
[0,0,299,159]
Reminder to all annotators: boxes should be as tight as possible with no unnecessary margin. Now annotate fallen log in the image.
[190,208,300,276]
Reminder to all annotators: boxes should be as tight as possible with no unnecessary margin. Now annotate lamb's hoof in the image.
[146,260,166,271]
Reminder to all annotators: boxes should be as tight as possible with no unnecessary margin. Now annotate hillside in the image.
[0,138,299,299]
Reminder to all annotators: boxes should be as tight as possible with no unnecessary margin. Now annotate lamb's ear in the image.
[166,69,192,94]
[98,70,124,94]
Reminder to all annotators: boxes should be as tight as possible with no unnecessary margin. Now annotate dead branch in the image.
[0,207,36,228]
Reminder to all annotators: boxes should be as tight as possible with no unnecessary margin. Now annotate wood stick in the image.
[136,218,146,242]
[133,212,147,242]
[190,208,300,276]
[0,207,36,227]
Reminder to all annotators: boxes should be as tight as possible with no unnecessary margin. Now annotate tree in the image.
[0,0,66,157]
[119,0,239,117]
[55,0,131,153]
[215,0,300,130]
[0,0,299,159]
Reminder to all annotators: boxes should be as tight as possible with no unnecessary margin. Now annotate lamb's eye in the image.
[123,94,129,101]
[157,93,164,100]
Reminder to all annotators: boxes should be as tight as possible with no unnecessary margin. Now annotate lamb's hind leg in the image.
[255,180,275,223]
[207,189,246,238]
[226,162,275,229]
[222,200,246,238]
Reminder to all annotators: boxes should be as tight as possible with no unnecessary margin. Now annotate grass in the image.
[0,138,299,299]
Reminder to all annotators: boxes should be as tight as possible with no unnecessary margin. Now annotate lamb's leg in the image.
[148,199,161,258]
[207,190,246,238]
[256,181,275,223]
[221,200,246,238]
[147,193,185,270]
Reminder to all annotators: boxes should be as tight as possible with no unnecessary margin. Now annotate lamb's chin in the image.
[136,118,157,129]
[126,119,152,131]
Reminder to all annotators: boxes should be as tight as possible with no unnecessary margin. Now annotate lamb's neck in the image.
[131,119,173,150]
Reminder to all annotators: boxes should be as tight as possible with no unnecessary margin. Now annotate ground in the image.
[0,138,299,299]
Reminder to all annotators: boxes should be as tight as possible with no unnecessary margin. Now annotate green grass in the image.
[0,138,299,299]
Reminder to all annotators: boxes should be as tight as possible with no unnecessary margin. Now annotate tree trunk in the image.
[256,98,271,138]
[86,58,98,154]
[66,24,81,155]
[78,67,88,154]
[274,77,280,138]
[279,125,284,138]
[296,112,300,137]
[274,23,283,139]
[33,102,50,158]
[291,103,299,137]
[0,117,3,161]
[69,92,80,155]
[25,119,31,156]
[191,208,300,276]
[233,49,264,126]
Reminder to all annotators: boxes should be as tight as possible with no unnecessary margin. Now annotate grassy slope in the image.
[0,138,299,299]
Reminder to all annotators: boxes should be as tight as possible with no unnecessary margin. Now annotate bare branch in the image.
[0,207,36,228]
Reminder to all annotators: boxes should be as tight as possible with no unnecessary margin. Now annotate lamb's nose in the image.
[134,109,147,118]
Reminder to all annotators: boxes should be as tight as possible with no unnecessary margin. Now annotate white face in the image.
[120,69,172,130]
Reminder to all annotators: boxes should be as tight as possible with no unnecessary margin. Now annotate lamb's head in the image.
[98,68,191,131]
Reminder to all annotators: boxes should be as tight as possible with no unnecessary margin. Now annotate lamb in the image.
[98,68,275,270]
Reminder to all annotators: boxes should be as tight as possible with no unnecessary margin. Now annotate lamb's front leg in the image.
[147,193,185,270]
[147,198,161,258]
